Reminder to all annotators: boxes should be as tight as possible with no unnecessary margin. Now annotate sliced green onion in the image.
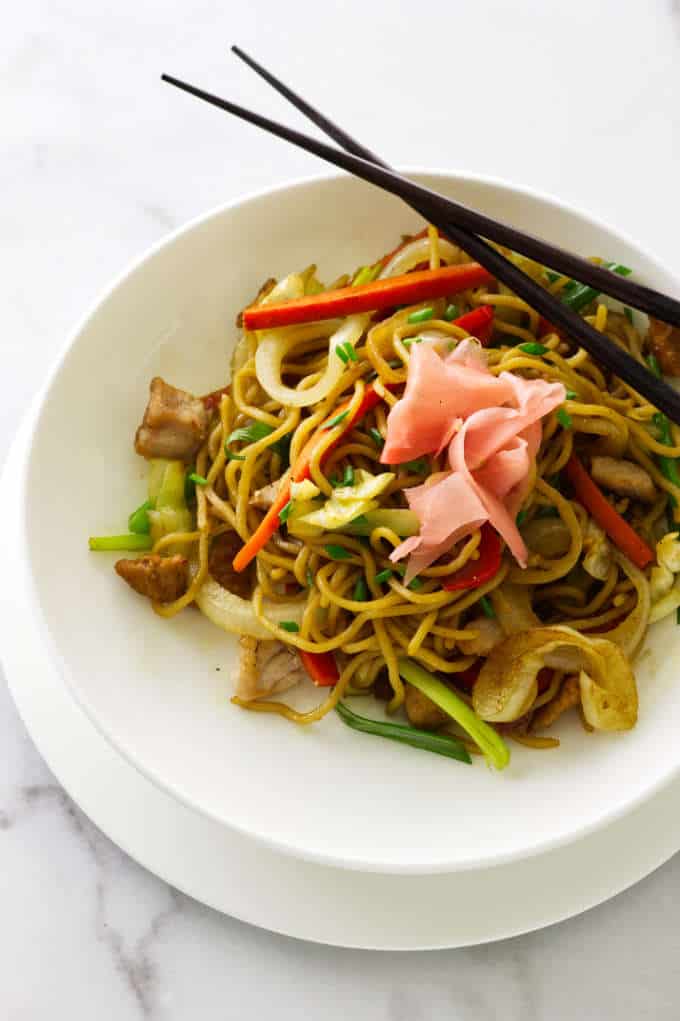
[647,354,662,379]
[369,428,384,448]
[565,389,578,400]
[518,342,548,356]
[188,472,209,486]
[225,420,274,460]
[279,499,294,524]
[278,620,300,633]
[624,307,634,324]
[397,658,510,770]
[89,534,154,552]
[343,341,358,362]
[325,410,349,430]
[479,595,495,619]
[324,544,351,560]
[336,344,349,364]
[335,702,471,765]
[556,408,573,429]
[404,458,428,474]
[352,264,380,287]
[561,262,632,312]
[443,303,459,322]
[343,464,355,487]
[402,336,423,349]
[353,576,368,602]
[407,306,434,324]
[408,576,424,591]
[653,412,680,505]
[128,500,152,535]
[374,568,393,584]
[516,509,528,527]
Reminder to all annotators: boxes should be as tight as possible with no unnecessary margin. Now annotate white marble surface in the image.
[3,0,680,1016]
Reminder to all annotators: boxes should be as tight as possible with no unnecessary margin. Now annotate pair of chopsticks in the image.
[161,50,680,426]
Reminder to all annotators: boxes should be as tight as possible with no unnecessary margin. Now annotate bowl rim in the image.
[19,167,680,874]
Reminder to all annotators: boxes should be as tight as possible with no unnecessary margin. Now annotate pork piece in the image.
[648,317,680,377]
[404,683,448,730]
[237,635,307,701]
[532,675,580,730]
[249,481,280,510]
[457,616,503,656]
[208,532,254,600]
[235,277,277,328]
[589,456,656,505]
[135,377,209,461]
[115,554,188,603]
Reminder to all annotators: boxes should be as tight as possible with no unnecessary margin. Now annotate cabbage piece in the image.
[147,459,192,543]
[472,625,637,731]
[298,470,394,531]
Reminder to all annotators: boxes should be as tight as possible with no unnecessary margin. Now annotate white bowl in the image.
[21,170,680,873]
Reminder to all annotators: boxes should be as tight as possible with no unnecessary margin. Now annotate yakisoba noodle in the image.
[93,228,680,769]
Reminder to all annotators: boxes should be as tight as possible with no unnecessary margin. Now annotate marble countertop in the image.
[4,1,680,1016]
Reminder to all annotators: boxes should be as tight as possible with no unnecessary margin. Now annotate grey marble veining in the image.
[4,1,680,1017]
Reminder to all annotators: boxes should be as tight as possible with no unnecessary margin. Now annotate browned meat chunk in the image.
[532,674,580,730]
[208,531,254,600]
[134,377,209,461]
[237,635,306,700]
[457,616,503,656]
[115,554,188,603]
[589,456,656,504]
[648,317,680,377]
[236,277,277,328]
[404,683,448,730]
[249,482,280,510]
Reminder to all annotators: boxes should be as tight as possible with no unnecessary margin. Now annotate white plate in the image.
[19,171,680,873]
[4,412,680,949]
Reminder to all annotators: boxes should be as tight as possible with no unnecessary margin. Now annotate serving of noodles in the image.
[91,226,680,770]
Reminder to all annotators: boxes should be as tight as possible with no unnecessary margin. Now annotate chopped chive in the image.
[369,427,384,447]
[225,446,246,461]
[336,344,349,364]
[479,595,495,619]
[374,568,393,584]
[404,458,428,474]
[344,341,358,362]
[546,270,561,284]
[516,509,528,526]
[278,620,300,633]
[225,420,274,460]
[561,262,632,312]
[279,499,294,523]
[407,306,434,324]
[556,408,573,429]
[329,473,342,488]
[402,336,424,349]
[325,410,349,429]
[443,303,459,322]
[324,544,351,560]
[128,499,152,535]
[352,264,380,287]
[647,354,662,379]
[343,464,355,486]
[624,307,634,324]
[408,577,424,591]
[353,576,368,601]
[89,534,154,552]
[335,702,471,765]
[188,472,209,486]
[565,389,578,400]
[518,342,548,356]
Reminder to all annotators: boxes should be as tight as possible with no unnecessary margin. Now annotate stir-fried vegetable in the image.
[335,702,471,764]
[560,262,632,312]
[565,454,654,569]
[296,469,394,531]
[147,459,193,543]
[195,575,304,640]
[442,525,502,592]
[300,651,339,687]
[243,263,493,330]
[128,500,153,535]
[397,658,510,769]
[89,534,154,552]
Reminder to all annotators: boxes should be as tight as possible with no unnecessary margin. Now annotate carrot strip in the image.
[242,264,493,330]
[565,454,654,569]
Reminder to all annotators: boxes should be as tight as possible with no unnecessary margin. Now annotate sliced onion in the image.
[602,551,651,654]
[195,576,304,640]
[379,237,462,278]
[255,313,368,408]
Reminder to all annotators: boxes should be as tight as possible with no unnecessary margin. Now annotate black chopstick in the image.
[230,48,680,331]
[160,72,680,427]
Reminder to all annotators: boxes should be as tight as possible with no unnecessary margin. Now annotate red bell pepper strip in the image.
[452,306,495,347]
[242,264,493,331]
[565,454,654,569]
[232,384,384,572]
[299,650,339,687]
[442,525,502,591]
